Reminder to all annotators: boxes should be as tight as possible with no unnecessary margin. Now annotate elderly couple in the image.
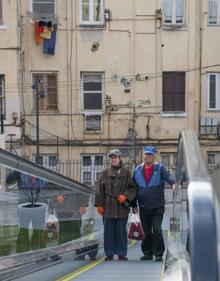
[95,146,175,262]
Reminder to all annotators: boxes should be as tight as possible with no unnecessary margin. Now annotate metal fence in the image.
[38,159,176,188]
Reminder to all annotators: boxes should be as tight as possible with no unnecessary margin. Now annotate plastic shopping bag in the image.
[127,213,144,241]
[44,207,59,242]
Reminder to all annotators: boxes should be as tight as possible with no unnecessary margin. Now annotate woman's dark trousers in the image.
[139,207,165,257]
[104,217,128,257]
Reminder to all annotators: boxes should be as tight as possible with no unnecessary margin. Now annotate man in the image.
[95,149,136,261]
[132,146,175,262]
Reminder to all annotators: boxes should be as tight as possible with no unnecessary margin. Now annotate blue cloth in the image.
[143,146,157,154]
[43,24,57,55]
[103,217,128,257]
[133,162,175,209]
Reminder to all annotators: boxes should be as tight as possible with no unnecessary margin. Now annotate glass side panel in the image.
[0,151,103,278]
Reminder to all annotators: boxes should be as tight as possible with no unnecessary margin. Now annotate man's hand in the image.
[79,206,86,215]
[117,195,127,204]
[97,206,104,215]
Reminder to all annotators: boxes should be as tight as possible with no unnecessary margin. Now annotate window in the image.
[32,73,58,111]
[33,154,58,171]
[208,0,219,24]
[207,73,220,110]
[0,75,5,119]
[160,153,177,170]
[82,73,103,111]
[80,0,104,25]
[207,152,220,169]
[85,114,102,132]
[164,0,185,25]
[81,154,104,186]
[162,72,185,112]
[0,1,3,25]
[32,0,55,16]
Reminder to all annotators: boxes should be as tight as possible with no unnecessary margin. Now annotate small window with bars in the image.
[85,115,102,132]
[32,0,55,16]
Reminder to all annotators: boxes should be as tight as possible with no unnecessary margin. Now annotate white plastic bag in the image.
[127,213,144,241]
[44,207,59,242]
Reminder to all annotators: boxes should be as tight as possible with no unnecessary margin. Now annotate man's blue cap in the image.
[143,146,157,154]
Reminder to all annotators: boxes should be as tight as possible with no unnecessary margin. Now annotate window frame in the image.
[30,0,57,16]
[33,154,58,172]
[0,0,3,25]
[80,154,104,186]
[208,0,219,25]
[162,71,186,113]
[206,73,220,110]
[160,153,177,170]
[32,72,58,112]
[163,0,185,26]
[81,72,104,113]
[79,0,104,26]
[0,75,5,119]
[207,152,220,169]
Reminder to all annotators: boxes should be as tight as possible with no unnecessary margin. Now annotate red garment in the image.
[144,164,154,183]
[34,20,43,44]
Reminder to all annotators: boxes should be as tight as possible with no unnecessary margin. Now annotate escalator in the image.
[0,129,220,281]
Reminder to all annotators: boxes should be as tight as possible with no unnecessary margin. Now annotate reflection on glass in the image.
[0,162,102,260]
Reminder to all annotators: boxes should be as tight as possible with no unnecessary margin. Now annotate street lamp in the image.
[32,79,44,165]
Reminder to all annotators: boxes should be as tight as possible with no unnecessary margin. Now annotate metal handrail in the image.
[0,148,94,196]
[175,129,218,281]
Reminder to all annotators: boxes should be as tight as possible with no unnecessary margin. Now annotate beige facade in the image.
[1,0,220,183]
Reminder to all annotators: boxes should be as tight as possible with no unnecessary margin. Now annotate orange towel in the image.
[34,20,43,44]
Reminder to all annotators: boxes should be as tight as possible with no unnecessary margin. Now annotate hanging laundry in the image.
[34,20,43,44]
[43,24,57,55]
[38,21,44,33]
[40,26,53,39]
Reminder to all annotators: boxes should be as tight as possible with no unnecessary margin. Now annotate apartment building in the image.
[0,0,220,184]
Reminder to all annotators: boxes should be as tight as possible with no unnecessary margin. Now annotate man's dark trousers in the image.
[139,207,165,257]
[103,217,128,257]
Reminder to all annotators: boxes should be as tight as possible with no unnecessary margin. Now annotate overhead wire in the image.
[4,62,220,94]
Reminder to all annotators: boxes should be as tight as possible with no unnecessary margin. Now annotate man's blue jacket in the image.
[132,162,175,209]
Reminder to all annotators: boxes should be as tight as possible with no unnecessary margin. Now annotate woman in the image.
[95,149,136,261]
